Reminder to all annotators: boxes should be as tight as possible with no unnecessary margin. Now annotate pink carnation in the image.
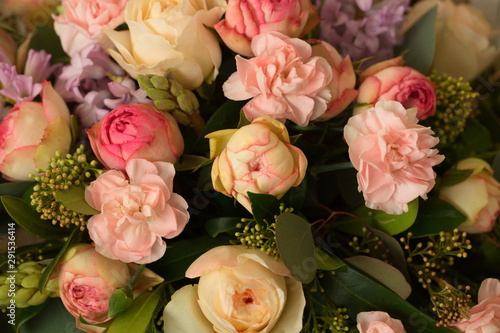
[344,101,444,215]
[85,159,189,264]
[451,278,500,333]
[223,31,333,126]
[357,311,406,333]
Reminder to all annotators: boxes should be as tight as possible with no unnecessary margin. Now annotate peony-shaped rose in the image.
[355,65,437,120]
[86,103,184,172]
[439,158,500,234]
[310,40,358,121]
[451,278,500,333]
[57,243,164,333]
[214,0,319,57]
[53,0,128,56]
[85,159,189,264]
[206,117,307,212]
[223,32,333,126]
[401,0,499,82]
[344,100,444,215]
[0,82,72,181]
[357,311,406,333]
[103,0,226,90]
[163,245,305,333]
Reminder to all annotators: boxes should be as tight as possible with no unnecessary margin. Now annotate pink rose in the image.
[223,32,333,126]
[85,159,189,264]
[54,0,128,56]
[357,311,406,333]
[86,103,184,173]
[439,158,500,233]
[310,40,358,121]
[57,243,163,333]
[355,65,437,120]
[206,117,307,212]
[344,101,444,215]
[214,0,319,57]
[451,278,500,333]
[0,82,72,181]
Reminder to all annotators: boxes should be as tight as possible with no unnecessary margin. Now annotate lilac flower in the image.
[24,49,61,83]
[103,78,151,110]
[316,0,410,68]
[0,63,42,102]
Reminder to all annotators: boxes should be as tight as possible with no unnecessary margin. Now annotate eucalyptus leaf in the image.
[205,217,241,237]
[396,5,437,74]
[54,184,100,215]
[108,287,134,317]
[107,284,165,333]
[1,196,72,239]
[275,212,317,283]
[405,198,466,238]
[248,192,280,225]
[315,247,346,271]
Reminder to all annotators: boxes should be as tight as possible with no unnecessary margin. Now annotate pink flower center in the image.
[233,289,260,308]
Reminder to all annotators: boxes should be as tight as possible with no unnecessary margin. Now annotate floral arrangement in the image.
[0,0,499,332]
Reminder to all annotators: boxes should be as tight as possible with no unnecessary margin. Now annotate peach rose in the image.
[355,65,437,120]
[163,245,305,333]
[223,31,333,126]
[451,278,500,333]
[86,103,184,173]
[0,82,72,181]
[206,117,307,212]
[214,0,319,57]
[53,0,128,56]
[357,311,406,333]
[85,159,189,264]
[57,243,163,333]
[439,158,500,234]
[344,100,444,215]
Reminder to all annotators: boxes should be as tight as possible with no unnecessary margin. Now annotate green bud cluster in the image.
[235,219,279,259]
[29,145,103,230]
[0,261,58,309]
[137,72,200,126]
[426,71,479,146]
[431,279,471,327]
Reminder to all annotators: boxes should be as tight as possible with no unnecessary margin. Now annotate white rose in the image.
[104,0,226,90]
[163,245,305,333]
[401,0,499,82]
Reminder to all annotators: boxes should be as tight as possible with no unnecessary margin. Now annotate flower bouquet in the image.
[0,0,499,332]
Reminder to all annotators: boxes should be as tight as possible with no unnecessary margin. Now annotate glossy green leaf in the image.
[39,227,80,292]
[174,155,210,172]
[108,287,134,317]
[396,5,437,74]
[275,213,317,283]
[248,192,280,225]
[0,182,33,198]
[28,24,69,64]
[315,248,346,271]
[280,179,307,211]
[19,298,84,333]
[237,109,251,128]
[440,169,473,187]
[54,184,99,215]
[199,100,246,141]
[12,302,48,333]
[1,196,72,239]
[405,198,466,237]
[107,284,165,333]
[205,217,241,237]
[321,257,457,333]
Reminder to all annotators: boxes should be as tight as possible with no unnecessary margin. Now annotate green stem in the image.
[128,264,146,290]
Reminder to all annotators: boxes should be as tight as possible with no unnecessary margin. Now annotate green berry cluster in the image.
[29,145,103,230]
[425,71,479,146]
[431,279,471,327]
[235,218,279,259]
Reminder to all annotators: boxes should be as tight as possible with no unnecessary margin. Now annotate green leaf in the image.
[38,227,80,293]
[13,302,48,333]
[174,155,210,172]
[28,24,68,64]
[492,150,500,182]
[54,184,100,215]
[0,182,33,198]
[275,212,317,283]
[237,109,251,128]
[147,235,232,282]
[315,248,346,271]
[0,196,72,239]
[197,100,246,147]
[205,217,241,237]
[280,178,307,211]
[107,284,165,333]
[396,5,437,74]
[108,287,134,317]
[0,240,64,268]
[440,169,473,187]
[248,192,280,225]
[321,256,457,333]
[406,198,466,237]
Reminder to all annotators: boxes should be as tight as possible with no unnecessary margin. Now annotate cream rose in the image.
[401,0,499,82]
[104,0,226,90]
[163,245,305,333]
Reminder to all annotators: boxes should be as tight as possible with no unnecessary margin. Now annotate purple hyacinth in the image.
[0,63,42,102]
[316,0,410,68]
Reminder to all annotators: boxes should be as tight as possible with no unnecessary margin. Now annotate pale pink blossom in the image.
[223,32,333,126]
[344,101,444,215]
[85,159,190,264]
[357,311,406,333]
[451,278,500,333]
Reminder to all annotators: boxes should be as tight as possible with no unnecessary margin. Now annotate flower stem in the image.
[128,263,146,290]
